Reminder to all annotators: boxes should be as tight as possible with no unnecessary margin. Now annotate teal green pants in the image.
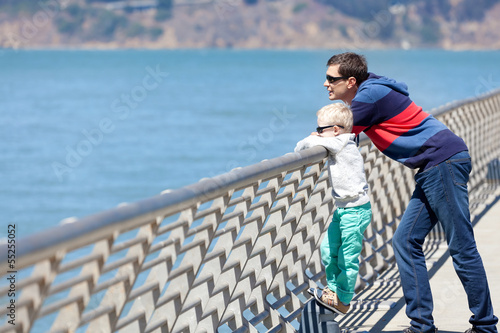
[320,202,372,305]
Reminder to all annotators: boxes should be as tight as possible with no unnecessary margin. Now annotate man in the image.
[323,52,498,333]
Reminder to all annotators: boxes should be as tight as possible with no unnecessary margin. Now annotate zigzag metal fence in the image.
[1,89,500,333]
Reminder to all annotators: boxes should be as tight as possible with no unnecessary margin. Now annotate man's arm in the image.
[351,99,378,135]
[351,81,416,135]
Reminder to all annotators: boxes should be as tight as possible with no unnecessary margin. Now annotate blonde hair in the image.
[316,103,353,132]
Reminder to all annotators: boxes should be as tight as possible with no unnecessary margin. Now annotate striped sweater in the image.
[351,73,468,171]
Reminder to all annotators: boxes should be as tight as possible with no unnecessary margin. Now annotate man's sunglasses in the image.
[316,125,345,133]
[326,74,348,84]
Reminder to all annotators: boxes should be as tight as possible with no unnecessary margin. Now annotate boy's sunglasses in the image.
[326,74,349,83]
[316,125,345,133]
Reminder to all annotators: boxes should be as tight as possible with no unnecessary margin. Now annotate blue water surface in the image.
[1,48,500,238]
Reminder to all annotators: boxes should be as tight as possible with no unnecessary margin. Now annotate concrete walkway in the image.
[341,195,500,333]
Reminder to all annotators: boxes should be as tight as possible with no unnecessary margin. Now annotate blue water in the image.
[1,49,500,239]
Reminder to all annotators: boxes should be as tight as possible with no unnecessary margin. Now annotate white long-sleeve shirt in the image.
[294,133,370,208]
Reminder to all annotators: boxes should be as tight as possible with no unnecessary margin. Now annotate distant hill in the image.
[1,0,500,49]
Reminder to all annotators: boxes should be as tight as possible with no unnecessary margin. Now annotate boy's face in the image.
[317,118,343,137]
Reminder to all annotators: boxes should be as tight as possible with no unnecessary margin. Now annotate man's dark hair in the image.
[327,52,369,86]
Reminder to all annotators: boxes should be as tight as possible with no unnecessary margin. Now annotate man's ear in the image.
[347,77,357,89]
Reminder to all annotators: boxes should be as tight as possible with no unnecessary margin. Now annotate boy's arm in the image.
[294,135,346,155]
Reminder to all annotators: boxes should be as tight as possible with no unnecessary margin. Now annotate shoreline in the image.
[2,45,500,52]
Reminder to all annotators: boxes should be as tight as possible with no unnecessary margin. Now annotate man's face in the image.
[324,64,351,103]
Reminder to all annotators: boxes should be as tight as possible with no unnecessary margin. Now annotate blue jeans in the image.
[392,151,498,333]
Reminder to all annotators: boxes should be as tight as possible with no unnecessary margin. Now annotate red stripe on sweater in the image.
[364,102,429,151]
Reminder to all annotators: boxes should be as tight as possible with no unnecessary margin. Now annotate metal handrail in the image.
[4,147,328,273]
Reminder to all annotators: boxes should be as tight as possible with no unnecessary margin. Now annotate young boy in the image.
[294,103,372,315]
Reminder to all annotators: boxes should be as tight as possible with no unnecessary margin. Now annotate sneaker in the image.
[313,287,350,315]
[464,329,477,333]
[403,328,438,333]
